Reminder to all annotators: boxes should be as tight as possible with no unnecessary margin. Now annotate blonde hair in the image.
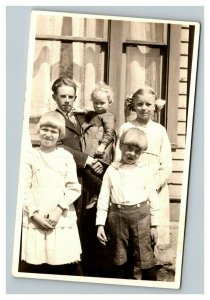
[133,86,157,100]
[91,82,114,104]
[125,86,157,111]
[120,127,148,151]
[36,111,66,139]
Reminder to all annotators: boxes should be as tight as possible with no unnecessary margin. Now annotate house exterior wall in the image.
[169,26,189,221]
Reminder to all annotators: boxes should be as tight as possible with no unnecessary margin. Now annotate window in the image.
[31,15,109,116]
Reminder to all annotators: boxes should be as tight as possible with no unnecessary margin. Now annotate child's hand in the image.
[32,213,54,231]
[95,144,106,156]
[150,226,158,246]
[46,206,63,226]
[97,225,108,245]
[91,159,104,174]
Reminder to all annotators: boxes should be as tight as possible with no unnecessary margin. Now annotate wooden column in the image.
[108,20,125,130]
[167,24,182,149]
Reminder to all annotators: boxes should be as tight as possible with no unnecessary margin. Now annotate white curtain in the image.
[31,15,63,116]
[71,17,106,109]
[31,15,107,116]
[124,22,164,122]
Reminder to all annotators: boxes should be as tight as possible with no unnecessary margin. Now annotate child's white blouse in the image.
[23,147,81,228]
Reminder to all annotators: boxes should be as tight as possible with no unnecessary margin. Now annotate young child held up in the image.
[20,111,82,276]
[96,127,160,280]
[82,82,116,209]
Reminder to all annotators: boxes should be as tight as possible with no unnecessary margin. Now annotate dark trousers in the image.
[74,165,110,278]
[113,263,157,281]
[74,167,102,224]
[107,202,157,280]
[80,204,114,278]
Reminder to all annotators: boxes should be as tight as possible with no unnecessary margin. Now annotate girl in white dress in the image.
[21,111,82,275]
[115,87,172,245]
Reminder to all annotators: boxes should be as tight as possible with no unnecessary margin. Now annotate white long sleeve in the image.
[96,171,112,226]
[24,161,39,218]
[157,128,173,189]
[61,154,81,209]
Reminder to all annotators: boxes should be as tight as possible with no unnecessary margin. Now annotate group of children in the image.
[20,77,172,281]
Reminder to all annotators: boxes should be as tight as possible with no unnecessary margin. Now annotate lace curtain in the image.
[30,15,108,117]
[124,22,165,122]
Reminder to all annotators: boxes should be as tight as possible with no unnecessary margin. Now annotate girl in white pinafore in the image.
[21,111,82,275]
[115,87,172,245]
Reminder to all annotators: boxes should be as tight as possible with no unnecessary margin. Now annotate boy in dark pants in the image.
[96,128,159,280]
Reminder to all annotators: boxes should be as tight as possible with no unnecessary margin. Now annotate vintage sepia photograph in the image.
[12,10,200,289]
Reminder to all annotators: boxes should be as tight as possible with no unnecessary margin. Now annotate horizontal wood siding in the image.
[169,26,189,221]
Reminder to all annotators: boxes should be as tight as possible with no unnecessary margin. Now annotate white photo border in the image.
[7,6,204,294]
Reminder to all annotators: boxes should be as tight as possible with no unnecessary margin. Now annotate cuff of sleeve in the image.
[28,206,39,218]
[57,202,68,211]
[29,210,39,219]
[96,212,107,226]
[85,156,94,167]
[99,141,108,147]
[151,216,159,226]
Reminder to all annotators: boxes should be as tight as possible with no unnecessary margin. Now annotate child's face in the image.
[120,143,141,165]
[92,93,110,114]
[39,126,59,150]
[53,85,76,113]
[133,94,155,123]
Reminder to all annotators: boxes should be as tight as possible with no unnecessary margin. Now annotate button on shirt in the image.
[96,161,159,226]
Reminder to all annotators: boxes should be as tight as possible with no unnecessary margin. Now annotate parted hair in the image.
[91,82,114,104]
[36,111,66,139]
[125,86,157,111]
[52,76,78,94]
[119,127,148,151]
[133,86,157,100]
